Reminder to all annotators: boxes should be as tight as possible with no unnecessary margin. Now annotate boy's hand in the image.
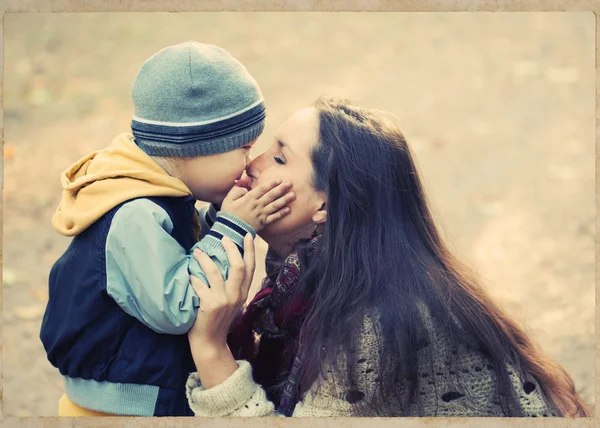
[221,178,295,232]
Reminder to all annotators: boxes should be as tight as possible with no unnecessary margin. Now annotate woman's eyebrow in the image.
[278,139,294,157]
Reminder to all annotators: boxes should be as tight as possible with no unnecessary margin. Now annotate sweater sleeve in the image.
[186,360,278,417]
[185,314,383,417]
[185,360,354,417]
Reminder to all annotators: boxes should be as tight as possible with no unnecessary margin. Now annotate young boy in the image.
[39,41,294,417]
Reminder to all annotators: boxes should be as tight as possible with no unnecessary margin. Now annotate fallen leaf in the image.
[31,287,49,302]
[4,144,15,161]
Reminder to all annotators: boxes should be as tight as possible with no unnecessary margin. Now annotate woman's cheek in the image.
[271,207,305,236]
[255,164,278,182]
[264,192,304,230]
[288,192,313,224]
[259,170,292,190]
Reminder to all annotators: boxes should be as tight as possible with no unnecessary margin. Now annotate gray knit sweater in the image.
[186,305,559,417]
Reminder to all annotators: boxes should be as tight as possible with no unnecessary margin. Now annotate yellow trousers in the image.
[58,393,115,417]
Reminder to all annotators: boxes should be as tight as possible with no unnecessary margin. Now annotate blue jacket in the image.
[41,197,254,416]
[40,135,255,416]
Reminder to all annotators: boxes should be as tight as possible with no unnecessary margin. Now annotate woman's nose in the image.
[246,152,263,178]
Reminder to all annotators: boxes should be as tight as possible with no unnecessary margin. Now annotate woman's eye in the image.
[274,156,286,165]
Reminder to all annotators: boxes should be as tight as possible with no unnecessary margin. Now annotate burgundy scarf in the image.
[227,234,321,416]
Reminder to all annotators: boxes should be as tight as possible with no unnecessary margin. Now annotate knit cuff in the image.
[185,360,258,416]
[202,212,256,254]
[205,204,218,227]
[196,204,219,239]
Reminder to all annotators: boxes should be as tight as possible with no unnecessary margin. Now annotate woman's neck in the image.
[264,238,294,259]
[260,232,307,259]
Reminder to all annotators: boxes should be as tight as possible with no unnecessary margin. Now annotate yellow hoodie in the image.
[52,133,193,237]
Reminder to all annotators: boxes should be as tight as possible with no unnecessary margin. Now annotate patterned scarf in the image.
[227,234,321,416]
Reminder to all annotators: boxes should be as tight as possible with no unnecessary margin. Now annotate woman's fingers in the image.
[189,273,210,298]
[220,237,247,302]
[187,243,253,352]
[192,238,255,311]
[241,233,256,301]
[193,249,225,291]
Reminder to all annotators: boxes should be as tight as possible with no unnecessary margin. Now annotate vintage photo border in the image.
[0,1,597,427]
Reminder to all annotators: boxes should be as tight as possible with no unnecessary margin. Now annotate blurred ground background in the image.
[2,12,595,416]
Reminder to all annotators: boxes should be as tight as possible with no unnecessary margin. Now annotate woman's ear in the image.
[312,201,327,225]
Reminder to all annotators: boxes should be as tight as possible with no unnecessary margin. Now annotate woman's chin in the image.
[257,221,280,240]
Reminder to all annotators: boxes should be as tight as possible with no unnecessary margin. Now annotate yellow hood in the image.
[52,133,192,236]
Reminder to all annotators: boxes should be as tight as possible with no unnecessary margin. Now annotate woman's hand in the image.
[187,234,255,388]
[189,234,255,347]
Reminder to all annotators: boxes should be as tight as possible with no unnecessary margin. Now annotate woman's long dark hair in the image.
[288,97,589,416]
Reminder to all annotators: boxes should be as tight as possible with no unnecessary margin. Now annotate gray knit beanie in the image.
[130,41,265,157]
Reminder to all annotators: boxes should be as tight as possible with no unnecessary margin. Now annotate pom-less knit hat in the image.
[130,41,266,157]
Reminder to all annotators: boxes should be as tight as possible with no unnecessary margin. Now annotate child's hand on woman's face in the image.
[188,235,255,352]
[221,178,295,232]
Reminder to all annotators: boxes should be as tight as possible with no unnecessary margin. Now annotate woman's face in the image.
[246,107,327,254]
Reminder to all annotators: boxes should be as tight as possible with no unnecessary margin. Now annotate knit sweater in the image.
[185,305,559,417]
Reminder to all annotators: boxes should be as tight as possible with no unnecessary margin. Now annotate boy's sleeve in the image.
[105,199,200,335]
[196,203,219,240]
[187,210,256,283]
[105,199,255,335]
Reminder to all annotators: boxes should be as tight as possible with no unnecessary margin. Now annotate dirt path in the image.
[3,12,594,416]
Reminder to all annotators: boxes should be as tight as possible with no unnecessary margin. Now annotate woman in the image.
[185,98,589,417]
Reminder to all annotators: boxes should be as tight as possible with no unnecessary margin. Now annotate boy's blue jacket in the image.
[40,133,255,416]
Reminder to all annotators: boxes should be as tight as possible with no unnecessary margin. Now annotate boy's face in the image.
[179,140,255,204]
